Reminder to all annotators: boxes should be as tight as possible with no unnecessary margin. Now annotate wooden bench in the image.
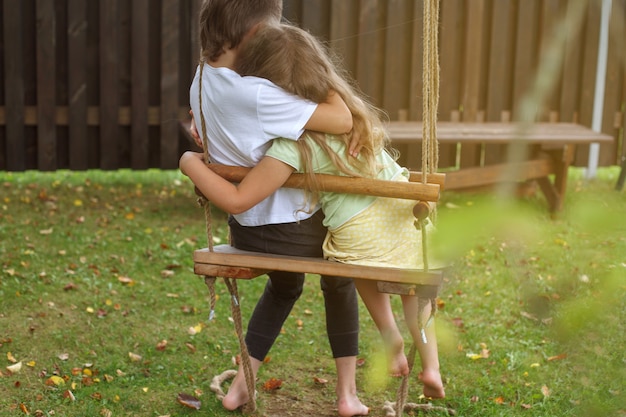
[388,121,614,212]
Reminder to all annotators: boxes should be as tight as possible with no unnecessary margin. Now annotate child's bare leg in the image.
[335,356,369,417]
[222,357,262,410]
[355,279,408,376]
[401,295,445,399]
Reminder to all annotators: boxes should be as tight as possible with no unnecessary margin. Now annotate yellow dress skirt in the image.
[322,195,435,270]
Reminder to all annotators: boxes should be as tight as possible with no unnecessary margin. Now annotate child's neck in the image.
[209,48,237,70]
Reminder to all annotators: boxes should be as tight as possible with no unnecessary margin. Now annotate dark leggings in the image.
[228,211,359,360]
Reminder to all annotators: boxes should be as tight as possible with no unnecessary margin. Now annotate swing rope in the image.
[395,1,440,415]
[197,61,257,414]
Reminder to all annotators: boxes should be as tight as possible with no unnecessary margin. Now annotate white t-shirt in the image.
[189,64,319,226]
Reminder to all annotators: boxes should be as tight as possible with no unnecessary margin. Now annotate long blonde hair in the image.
[235,23,392,196]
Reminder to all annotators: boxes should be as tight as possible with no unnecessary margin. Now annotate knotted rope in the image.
[394,1,440,415]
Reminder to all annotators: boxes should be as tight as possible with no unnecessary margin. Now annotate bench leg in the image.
[537,144,575,213]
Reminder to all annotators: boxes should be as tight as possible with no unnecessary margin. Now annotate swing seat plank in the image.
[194,245,443,287]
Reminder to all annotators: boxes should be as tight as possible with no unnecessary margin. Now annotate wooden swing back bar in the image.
[193,166,446,288]
[205,163,445,201]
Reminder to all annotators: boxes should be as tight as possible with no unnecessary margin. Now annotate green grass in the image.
[1,167,624,417]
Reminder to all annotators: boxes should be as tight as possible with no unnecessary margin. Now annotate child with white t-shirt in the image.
[188,1,368,416]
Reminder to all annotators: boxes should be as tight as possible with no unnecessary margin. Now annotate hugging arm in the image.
[179,151,295,214]
[304,90,352,135]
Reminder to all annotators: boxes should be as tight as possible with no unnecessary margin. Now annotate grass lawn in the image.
[1,167,624,417]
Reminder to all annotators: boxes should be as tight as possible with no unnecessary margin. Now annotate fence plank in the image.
[329,0,359,77]
[484,0,515,165]
[512,0,540,120]
[131,0,150,169]
[438,0,465,168]
[459,0,488,168]
[301,0,330,39]
[67,0,89,170]
[357,0,387,108]
[3,0,26,170]
[34,0,57,171]
[189,0,203,74]
[559,3,583,123]
[382,0,413,120]
[575,1,602,165]
[160,0,180,169]
[407,0,423,122]
[99,0,119,169]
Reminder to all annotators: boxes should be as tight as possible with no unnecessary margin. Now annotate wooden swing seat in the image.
[192,164,446,295]
[194,245,443,296]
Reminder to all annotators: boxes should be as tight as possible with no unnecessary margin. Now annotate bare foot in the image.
[222,371,252,411]
[419,369,445,399]
[337,395,369,417]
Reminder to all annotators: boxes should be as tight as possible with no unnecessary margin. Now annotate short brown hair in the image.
[199,0,282,62]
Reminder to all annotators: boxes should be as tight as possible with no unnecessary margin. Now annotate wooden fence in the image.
[0,0,624,172]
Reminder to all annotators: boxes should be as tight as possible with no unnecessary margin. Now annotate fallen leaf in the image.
[313,377,328,385]
[118,276,135,286]
[161,270,175,278]
[188,323,203,335]
[520,311,538,321]
[128,352,142,362]
[547,353,567,361]
[493,396,505,404]
[156,340,168,351]
[19,403,29,414]
[541,385,551,397]
[7,351,17,363]
[263,378,283,391]
[62,390,76,401]
[185,343,196,353]
[58,353,69,361]
[6,362,22,374]
[177,393,201,410]
[45,375,65,386]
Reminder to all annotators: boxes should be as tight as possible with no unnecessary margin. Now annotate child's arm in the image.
[179,151,294,214]
[305,90,352,134]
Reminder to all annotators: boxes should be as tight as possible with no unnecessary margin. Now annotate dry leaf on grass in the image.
[177,393,201,410]
[263,378,283,391]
